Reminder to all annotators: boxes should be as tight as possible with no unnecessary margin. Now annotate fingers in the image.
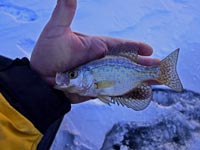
[43,77,56,86]
[137,57,160,66]
[48,0,77,27]
[137,42,153,56]
[97,36,161,67]
[145,80,160,85]
[97,36,153,57]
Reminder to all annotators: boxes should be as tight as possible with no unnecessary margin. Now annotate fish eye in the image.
[68,71,78,79]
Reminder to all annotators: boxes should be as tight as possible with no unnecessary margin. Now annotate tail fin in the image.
[157,48,183,92]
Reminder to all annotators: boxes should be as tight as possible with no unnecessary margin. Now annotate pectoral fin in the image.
[95,80,115,89]
[107,44,138,62]
[98,95,111,105]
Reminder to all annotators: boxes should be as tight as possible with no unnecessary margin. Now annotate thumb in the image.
[48,0,77,27]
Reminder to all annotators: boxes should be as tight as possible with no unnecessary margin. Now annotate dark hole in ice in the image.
[173,136,180,143]
[112,144,120,150]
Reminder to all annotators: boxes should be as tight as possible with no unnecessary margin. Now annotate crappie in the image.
[55,45,183,111]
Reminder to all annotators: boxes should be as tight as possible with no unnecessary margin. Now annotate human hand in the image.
[30,0,159,103]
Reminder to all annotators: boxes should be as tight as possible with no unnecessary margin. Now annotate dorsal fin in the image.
[107,44,138,62]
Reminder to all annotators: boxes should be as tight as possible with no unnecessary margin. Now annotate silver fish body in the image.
[55,46,183,111]
[73,56,160,97]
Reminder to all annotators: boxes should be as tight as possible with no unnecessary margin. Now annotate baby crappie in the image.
[55,45,183,111]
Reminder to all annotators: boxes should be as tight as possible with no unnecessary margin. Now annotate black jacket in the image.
[0,55,71,150]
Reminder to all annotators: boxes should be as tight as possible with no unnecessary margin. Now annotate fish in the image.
[54,44,183,111]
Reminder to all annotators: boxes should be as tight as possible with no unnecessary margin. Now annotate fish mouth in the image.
[55,72,69,86]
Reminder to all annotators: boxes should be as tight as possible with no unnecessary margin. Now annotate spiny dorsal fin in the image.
[107,44,138,62]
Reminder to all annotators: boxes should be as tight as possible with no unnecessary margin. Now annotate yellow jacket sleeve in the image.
[0,93,42,150]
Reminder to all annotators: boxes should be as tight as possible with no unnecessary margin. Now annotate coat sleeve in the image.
[0,55,71,150]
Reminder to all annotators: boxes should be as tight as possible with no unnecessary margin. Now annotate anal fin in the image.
[130,83,152,99]
[111,83,152,111]
[97,83,152,111]
[111,94,152,111]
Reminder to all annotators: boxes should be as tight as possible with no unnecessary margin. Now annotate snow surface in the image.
[0,0,200,150]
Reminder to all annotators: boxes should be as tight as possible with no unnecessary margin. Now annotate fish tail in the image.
[157,48,183,92]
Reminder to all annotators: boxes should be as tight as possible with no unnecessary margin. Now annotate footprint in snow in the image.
[0,1,38,22]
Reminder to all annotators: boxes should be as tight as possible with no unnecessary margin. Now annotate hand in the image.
[30,0,159,103]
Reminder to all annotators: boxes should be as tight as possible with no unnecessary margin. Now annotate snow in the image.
[51,100,168,150]
[0,0,200,149]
